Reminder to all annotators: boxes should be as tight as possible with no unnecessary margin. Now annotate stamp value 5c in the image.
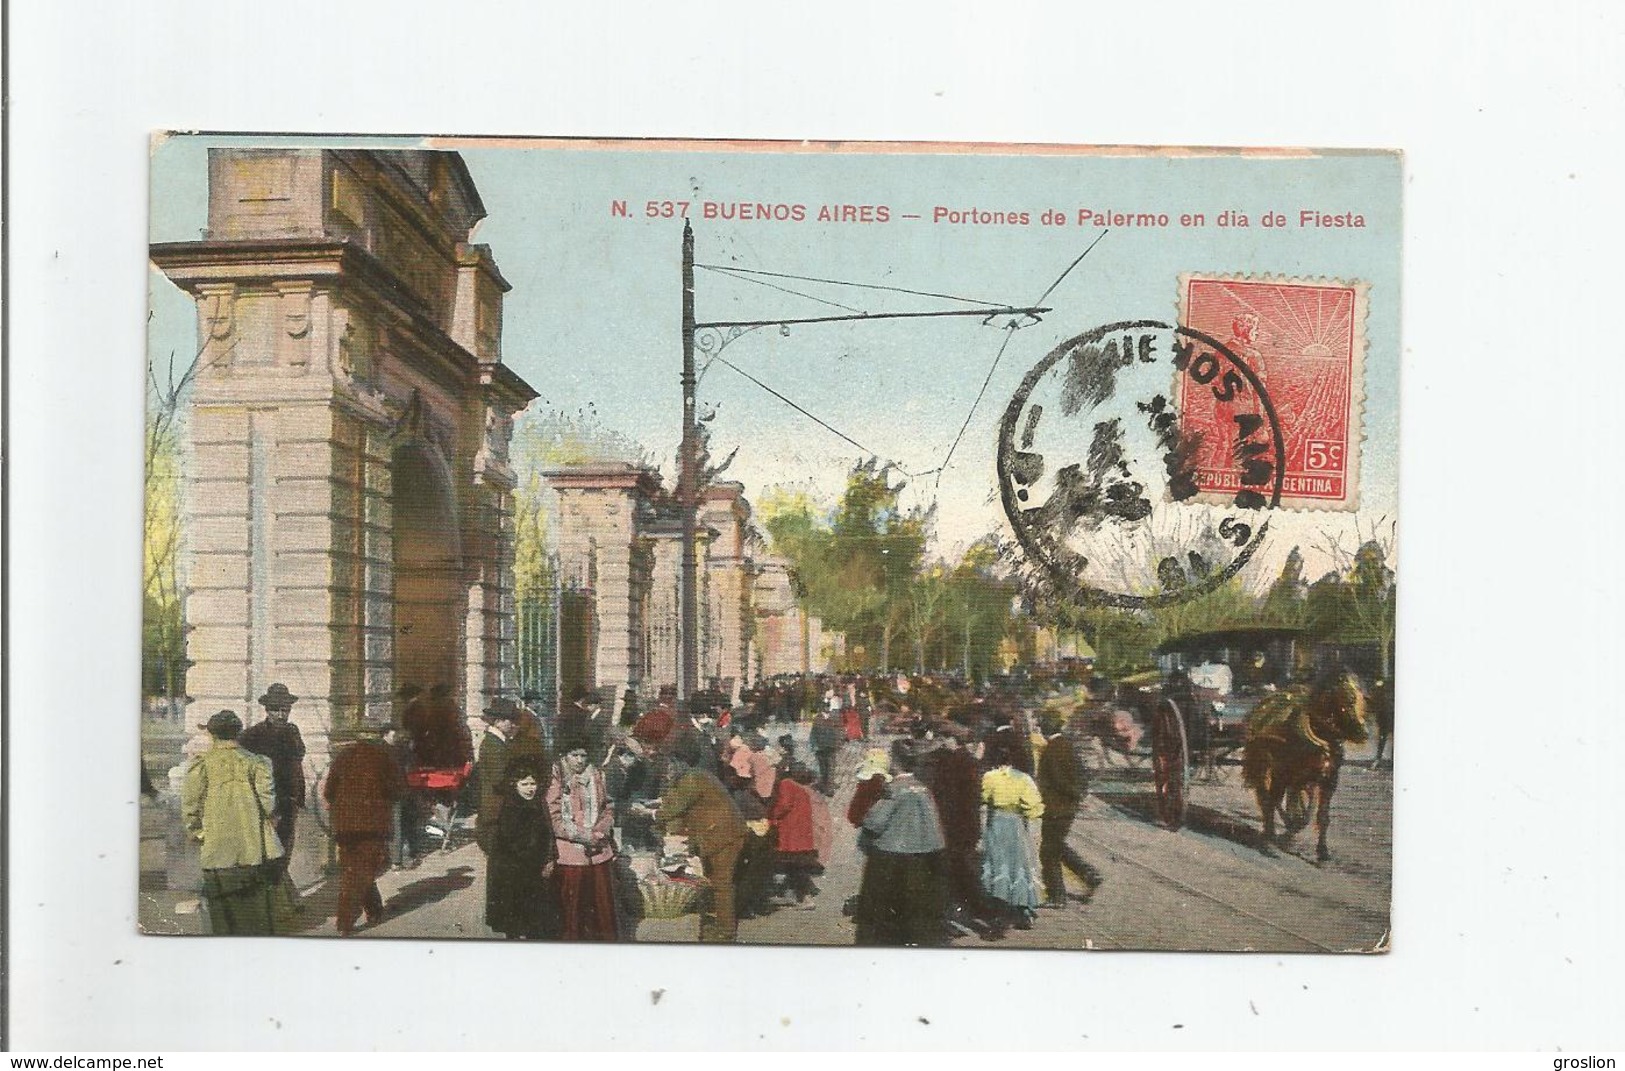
[1177,274,1367,511]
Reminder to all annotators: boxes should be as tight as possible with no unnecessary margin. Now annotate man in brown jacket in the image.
[640,733,746,942]
[324,722,406,935]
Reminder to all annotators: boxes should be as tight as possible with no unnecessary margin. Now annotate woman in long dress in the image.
[485,757,560,939]
[980,757,1045,930]
[547,740,620,941]
[854,740,947,946]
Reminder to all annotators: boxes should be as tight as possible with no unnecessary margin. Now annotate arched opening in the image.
[392,440,464,700]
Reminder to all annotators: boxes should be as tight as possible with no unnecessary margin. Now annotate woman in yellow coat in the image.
[980,759,1045,930]
[181,710,285,935]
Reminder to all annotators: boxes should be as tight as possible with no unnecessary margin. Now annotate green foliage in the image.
[510,408,654,599]
[1307,540,1396,674]
[1146,576,1261,646]
[758,461,1017,676]
[143,350,199,700]
[515,406,652,469]
[1025,537,1398,682]
[1262,546,1308,626]
[759,460,926,669]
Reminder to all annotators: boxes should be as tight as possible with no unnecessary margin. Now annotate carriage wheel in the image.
[1150,698,1189,830]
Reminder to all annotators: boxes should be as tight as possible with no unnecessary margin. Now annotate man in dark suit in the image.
[809,708,842,796]
[1035,711,1091,908]
[921,723,1007,938]
[405,683,473,770]
[239,682,306,871]
[475,698,520,854]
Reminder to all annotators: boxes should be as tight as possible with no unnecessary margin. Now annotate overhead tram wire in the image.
[934,324,1021,490]
[693,265,870,384]
[696,263,869,315]
[931,229,1110,489]
[693,263,1007,309]
[709,353,926,478]
[687,253,1056,491]
[1032,228,1110,309]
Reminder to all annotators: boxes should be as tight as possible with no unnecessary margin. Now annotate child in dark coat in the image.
[485,757,561,940]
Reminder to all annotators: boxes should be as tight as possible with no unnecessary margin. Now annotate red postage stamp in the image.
[1177,274,1367,510]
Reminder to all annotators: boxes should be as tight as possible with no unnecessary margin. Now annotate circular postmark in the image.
[997,319,1287,609]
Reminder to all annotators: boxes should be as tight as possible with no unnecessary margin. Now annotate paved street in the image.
[142,722,1390,951]
[1057,748,1391,952]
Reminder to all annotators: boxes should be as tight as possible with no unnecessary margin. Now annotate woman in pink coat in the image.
[547,739,619,941]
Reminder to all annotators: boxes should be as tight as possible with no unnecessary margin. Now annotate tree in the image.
[758,460,930,672]
[907,562,949,674]
[1262,546,1308,626]
[1315,520,1398,676]
[1347,540,1397,676]
[144,348,204,712]
[509,407,654,598]
[932,537,1019,681]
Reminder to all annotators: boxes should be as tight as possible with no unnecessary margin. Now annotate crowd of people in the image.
[471,688,843,943]
[465,673,1096,947]
[179,672,1098,946]
[844,702,1091,945]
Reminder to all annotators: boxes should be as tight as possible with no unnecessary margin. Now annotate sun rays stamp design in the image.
[997,319,1286,609]
[1178,274,1367,511]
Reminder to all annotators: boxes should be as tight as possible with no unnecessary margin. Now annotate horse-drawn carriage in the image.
[1135,627,1310,831]
[1126,627,1377,862]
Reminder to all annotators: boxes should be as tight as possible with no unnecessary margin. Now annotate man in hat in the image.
[919,721,1006,939]
[560,694,611,764]
[618,686,640,728]
[1035,710,1092,908]
[809,703,842,797]
[239,682,307,868]
[397,683,426,762]
[324,722,406,935]
[636,733,747,943]
[475,698,520,853]
[182,710,285,934]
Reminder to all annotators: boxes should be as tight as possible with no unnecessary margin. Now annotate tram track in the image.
[1066,830,1342,952]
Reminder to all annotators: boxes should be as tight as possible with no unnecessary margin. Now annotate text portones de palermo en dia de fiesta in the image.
[631,199,1365,228]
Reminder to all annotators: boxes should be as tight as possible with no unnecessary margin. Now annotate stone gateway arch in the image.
[151,148,537,760]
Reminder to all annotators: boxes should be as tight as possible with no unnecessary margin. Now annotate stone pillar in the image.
[644,524,683,695]
[464,385,524,719]
[152,147,536,762]
[545,464,661,702]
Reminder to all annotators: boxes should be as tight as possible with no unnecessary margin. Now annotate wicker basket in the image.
[639,878,704,920]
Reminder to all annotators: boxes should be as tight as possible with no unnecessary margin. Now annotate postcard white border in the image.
[8,0,1625,1052]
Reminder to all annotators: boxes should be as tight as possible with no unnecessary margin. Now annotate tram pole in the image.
[679,220,699,710]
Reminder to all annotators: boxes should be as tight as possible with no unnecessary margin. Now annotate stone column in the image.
[644,524,683,695]
[152,148,537,765]
[545,464,660,703]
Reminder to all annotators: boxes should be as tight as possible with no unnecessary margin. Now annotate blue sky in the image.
[150,136,1399,578]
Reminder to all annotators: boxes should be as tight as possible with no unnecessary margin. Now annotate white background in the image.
[7,0,1623,1052]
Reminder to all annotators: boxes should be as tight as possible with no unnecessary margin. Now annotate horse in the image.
[1368,678,1394,768]
[1241,672,1369,863]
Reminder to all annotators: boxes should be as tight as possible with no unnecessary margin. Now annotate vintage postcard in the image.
[142,136,1399,952]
